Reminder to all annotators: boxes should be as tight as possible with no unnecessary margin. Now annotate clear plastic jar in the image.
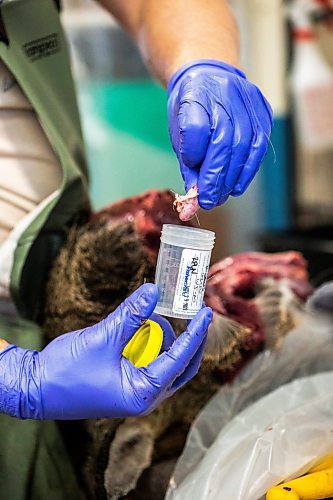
[154,224,215,319]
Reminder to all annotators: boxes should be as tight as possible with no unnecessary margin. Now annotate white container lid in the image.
[160,224,215,251]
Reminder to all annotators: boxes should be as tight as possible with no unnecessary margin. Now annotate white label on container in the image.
[172,249,210,314]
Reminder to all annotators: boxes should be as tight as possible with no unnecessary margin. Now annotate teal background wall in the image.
[261,115,292,230]
[78,80,183,210]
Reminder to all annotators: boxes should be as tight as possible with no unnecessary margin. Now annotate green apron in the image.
[0,0,90,497]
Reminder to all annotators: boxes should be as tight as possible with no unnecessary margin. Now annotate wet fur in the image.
[43,220,300,499]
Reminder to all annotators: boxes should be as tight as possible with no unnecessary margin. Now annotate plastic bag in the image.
[167,310,333,500]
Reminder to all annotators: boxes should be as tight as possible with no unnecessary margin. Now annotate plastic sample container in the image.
[154,224,215,319]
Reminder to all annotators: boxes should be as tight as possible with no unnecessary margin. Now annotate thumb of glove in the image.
[98,283,159,353]
[178,101,211,169]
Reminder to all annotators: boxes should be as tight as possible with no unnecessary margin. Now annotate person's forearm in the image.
[97,0,240,86]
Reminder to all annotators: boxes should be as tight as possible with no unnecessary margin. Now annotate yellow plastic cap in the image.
[123,319,163,368]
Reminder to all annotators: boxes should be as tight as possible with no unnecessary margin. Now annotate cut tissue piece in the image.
[174,186,199,222]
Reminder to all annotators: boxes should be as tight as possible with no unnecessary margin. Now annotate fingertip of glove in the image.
[198,192,229,209]
[128,283,159,313]
[217,193,230,205]
[231,186,244,197]
[137,283,159,301]
[190,307,213,333]
[198,197,215,210]
[202,306,213,324]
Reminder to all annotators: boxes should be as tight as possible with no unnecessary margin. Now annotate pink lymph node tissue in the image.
[174,186,199,222]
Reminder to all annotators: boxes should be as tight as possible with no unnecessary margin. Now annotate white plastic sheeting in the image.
[167,311,333,500]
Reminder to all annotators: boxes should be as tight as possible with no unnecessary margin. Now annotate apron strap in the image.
[0,13,8,45]
[0,0,60,45]
[0,0,89,319]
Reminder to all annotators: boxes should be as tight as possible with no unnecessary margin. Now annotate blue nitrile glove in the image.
[168,59,273,209]
[0,284,212,420]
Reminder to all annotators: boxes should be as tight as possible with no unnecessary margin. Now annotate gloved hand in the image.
[0,284,212,420]
[168,59,273,209]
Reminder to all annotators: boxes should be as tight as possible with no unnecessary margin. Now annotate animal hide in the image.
[43,189,312,500]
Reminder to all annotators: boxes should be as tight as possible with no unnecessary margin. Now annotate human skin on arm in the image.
[0,339,9,352]
[96,0,273,209]
[96,0,240,85]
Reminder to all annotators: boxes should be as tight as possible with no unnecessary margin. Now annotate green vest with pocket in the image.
[0,0,90,497]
